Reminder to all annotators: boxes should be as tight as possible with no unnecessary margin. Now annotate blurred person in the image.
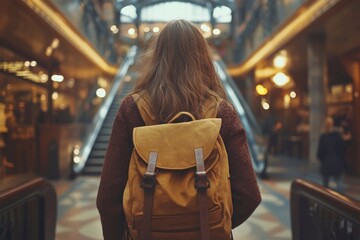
[316,116,346,192]
[260,120,282,179]
[97,20,261,240]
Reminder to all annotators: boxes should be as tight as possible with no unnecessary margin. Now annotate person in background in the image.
[260,120,282,179]
[316,116,346,192]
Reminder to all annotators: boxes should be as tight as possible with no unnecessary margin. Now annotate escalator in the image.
[213,54,266,174]
[82,78,135,175]
[71,46,138,177]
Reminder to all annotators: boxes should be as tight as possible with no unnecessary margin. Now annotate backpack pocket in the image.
[133,204,223,232]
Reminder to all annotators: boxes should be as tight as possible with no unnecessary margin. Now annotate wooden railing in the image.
[291,178,360,240]
[0,175,57,240]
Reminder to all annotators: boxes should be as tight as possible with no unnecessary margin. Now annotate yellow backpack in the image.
[123,93,233,240]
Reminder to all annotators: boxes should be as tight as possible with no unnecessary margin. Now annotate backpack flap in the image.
[133,118,221,170]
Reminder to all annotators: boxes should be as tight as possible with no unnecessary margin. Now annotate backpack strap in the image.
[195,148,210,240]
[132,92,158,126]
[140,151,158,240]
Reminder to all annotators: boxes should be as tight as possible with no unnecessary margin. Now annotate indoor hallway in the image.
[53,155,360,240]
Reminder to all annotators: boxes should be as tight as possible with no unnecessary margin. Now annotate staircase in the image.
[82,78,135,175]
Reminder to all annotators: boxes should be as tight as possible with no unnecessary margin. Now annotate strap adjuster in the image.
[195,172,210,191]
[141,173,157,191]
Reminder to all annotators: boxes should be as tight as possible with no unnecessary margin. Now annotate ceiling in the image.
[115,0,236,10]
[0,0,115,82]
[245,0,360,92]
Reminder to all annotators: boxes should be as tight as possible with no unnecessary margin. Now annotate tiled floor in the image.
[53,155,360,240]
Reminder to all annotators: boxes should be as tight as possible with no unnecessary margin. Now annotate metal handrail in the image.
[213,55,265,173]
[71,46,137,175]
[0,175,57,240]
[291,178,360,240]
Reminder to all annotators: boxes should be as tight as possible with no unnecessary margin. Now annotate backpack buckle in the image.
[141,173,157,191]
[195,172,210,192]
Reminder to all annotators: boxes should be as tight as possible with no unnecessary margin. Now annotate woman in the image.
[317,116,346,191]
[97,20,261,239]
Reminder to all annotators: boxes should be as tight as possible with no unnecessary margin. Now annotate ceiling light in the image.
[290,91,296,98]
[51,74,64,82]
[272,72,290,87]
[213,28,221,35]
[256,84,268,96]
[46,47,53,56]
[128,28,135,35]
[51,38,60,49]
[96,88,106,98]
[273,51,288,68]
[52,92,59,100]
[201,24,210,32]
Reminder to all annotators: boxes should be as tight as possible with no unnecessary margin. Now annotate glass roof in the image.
[120,1,232,23]
[141,2,210,22]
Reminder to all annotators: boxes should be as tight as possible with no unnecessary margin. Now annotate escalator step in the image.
[86,158,104,166]
[82,166,103,175]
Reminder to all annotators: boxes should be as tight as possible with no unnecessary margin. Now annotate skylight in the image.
[140,2,210,22]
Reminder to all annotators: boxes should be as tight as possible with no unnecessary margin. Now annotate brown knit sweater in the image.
[97,95,261,240]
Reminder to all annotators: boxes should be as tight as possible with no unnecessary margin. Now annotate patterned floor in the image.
[53,156,360,240]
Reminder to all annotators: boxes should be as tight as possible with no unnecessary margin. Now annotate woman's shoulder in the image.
[118,94,140,118]
[217,100,236,119]
[216,100,244,138]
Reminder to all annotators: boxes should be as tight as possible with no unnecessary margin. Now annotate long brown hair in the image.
[133,20,226,122]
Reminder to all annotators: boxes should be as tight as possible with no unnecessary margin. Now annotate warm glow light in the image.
[290,91,296,98]
[262,102,270,110]
[201,24,210,32]
[96,88,106,98]
[110,25,118,34]
[144,26,150,32]
[24,61,30,67]
[30,61,37,67]
[40,74,48,83]
[256,84,268,96]
[128,28,135,35]
[52,92,58,100]
[213,28,221,35]
[273,51,288,68]
[261,98,270,110]
[51,38,60,49]
[74,156,80,163]
[45,47,53,56]
[284,95,291,109]
[345,84,352,93]
[110,25,117,31]
[153,27,160,33]
[51,74,64,82]
[74,148,80,155]
[272,72,290,87]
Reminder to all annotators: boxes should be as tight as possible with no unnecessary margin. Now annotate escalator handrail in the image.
[72,46,137,174]
[213,56,265,173]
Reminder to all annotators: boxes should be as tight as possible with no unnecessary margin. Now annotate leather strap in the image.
[141,152,158,240]
[194,148,210,240]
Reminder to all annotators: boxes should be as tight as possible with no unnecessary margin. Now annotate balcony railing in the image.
[0,175,57,240]
[291,178,360,240]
